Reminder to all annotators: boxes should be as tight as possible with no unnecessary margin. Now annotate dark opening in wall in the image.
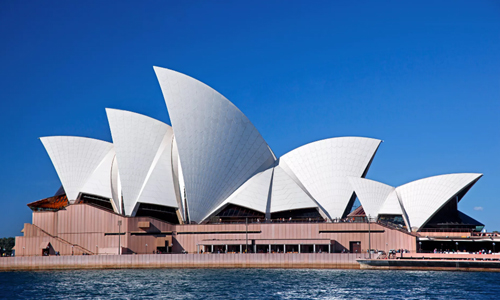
[135,203,179,224]
[271,208,323,221]
[79,193,113,211]
[209,204,265,223]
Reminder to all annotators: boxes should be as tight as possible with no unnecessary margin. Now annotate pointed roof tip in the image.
[39,135,111,143]
[401,173,484,187]
[106,108,171,128]
[153,65,179,75]
[347,176,394,188]
[105,108,129,115]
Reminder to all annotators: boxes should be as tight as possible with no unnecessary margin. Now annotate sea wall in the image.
[358,259,500,272]
[0,253,361,271]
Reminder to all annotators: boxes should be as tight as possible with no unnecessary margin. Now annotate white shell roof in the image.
[110,155,122,214]
[80,148,115,200]
[397,173,482,231]
[270,165,318,213]
[154,67,275,223]
[204,168,274,219]
[280,137,381,219]
[138,134,179,209]
[379,190,403,216]
[106,108,178,216]
[40,136,114,203]
[348,177,395,219]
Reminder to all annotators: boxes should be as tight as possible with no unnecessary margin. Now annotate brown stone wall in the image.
[0,253,361,271]
[17,204,417,257]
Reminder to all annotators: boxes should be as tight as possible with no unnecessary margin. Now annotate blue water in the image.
[0,269,499,299]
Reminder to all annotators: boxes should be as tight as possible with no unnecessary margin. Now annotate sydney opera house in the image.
[15,67,489,257]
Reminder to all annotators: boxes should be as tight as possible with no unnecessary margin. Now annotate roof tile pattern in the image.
[154,67,275,223]
[271,165,318,213]
[139,134,178,208]
[280,137,381,219]
[106,109,177,215]
[40,136,114,203]
[348,177,395,219]
[397,173,482,230]
[208,168,274,217]
[80,148,115,200]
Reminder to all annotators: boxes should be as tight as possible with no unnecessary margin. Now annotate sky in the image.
[0,1,499,237]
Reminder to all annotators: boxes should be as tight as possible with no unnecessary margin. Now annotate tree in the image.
[0,237,15,256]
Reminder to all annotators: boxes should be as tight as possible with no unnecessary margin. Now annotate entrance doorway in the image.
[349,241,361,254]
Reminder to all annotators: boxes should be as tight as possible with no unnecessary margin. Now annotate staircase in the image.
[31,224,94,255]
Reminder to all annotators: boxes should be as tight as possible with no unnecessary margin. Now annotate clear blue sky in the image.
[1,1,499,237]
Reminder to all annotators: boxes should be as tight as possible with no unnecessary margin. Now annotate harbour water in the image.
[1,269,499,299]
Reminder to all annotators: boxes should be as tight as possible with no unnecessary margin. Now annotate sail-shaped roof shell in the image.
[348,177,395,219]
[106,108,178,215]
[154,67,275,223]
[40,136,114,203]
[280,137,381,219]
[397,173,482,231]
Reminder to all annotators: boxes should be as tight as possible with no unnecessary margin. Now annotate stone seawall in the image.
[0,253,361,271]
[358,259,500,272]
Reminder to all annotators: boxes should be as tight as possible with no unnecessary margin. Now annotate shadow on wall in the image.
[172,234,186,254]
[331,240,349,253]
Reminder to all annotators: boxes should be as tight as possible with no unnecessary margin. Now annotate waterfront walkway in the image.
[0,253,361,271]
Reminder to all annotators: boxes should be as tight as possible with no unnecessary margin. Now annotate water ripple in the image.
[1,269,499,299]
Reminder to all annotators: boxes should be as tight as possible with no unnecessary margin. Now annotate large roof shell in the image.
[110,155,122,214]
[379,190,404,216]
[396,173,482,231]
[270,165,318,213]
[106,108,178,215]
[80,148,115,200]
[203,167,274,220]
[280,137,381,219]
[154,67,275,223]
[348,177,395,219]
[40,136,114,203]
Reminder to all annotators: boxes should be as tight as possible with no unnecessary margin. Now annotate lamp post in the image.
[96,245,98,255]
[146,244,148,254]
[23,246,25,256]
[118,220,122,255]
[455,241,459,252]
[493,242,496,253]
[418,241,422,253]
[245,217,249,253]
[368,214,371,259]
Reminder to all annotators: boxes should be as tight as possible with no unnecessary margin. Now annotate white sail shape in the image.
[204,168,274,220]
[40,136,114,203]
[270,165,318,213]
[106,109,178,215]
[280,137,381,219]
[348,177,395,219]
[80,148,115,200]
[379,190,403,216]
[110,155,122,214]
[396,173,482,231]
[154,67,275,223]
[138,134,178,208]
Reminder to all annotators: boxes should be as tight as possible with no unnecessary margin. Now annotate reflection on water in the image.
[1,268,499,299]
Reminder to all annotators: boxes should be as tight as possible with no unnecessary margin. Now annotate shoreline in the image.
[3,253,500,272]
[5,253,500,272]
[0,253,361,272]
[358,258,500,272]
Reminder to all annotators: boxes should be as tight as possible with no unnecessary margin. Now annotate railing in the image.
[31,224,94,255]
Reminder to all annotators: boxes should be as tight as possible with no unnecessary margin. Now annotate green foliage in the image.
[0,237,15,256]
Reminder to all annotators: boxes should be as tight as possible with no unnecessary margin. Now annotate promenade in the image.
[0,253,361,271]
